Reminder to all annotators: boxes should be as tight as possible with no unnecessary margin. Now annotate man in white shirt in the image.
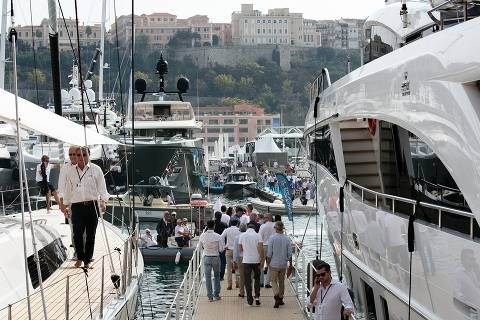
[239,207,249,226]
[221,219,241,290]
[141,229,158,246]
[63,147,109,269]
[306,262,354,320]
[239,224,264,307]
[58,146,82,256]
[220,205,230,225]
[198,220,225,302]
[259,213,276,288]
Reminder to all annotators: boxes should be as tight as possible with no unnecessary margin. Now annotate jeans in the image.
[244,263,261,305]
[204,256,221,299]
[260,245,270,285]
[219,250,226,279]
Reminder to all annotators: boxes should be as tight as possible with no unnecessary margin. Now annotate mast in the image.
[99,0,106,127]
[0,0,7,89]
[48,0,62,116]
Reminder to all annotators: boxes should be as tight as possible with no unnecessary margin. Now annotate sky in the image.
[11,0,385,29]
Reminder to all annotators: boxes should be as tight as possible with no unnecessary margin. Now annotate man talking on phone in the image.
[306,262,354,320]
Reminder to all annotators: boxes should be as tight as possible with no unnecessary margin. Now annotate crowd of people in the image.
[196,203,293,308]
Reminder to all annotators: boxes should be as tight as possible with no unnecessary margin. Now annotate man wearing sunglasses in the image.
[58,145,82,257]
[63,147,109,269]
[306,263,354,320]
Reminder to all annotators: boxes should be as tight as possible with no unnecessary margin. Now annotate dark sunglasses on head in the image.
[315,272,327,278]
[77,153,88,157]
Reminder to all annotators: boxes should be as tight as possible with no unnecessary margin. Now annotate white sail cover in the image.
[0,89,120,145]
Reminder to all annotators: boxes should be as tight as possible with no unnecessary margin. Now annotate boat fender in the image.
[368,119,377,136]
[175,251,181,264]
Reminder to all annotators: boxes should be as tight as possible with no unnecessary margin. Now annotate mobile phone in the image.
[316,280,320,284]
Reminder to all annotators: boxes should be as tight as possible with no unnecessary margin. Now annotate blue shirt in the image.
[267,233,292,269]
[232,233,243,262]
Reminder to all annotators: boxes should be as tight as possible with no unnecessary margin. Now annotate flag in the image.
[68,73,72,78]
[213,197,222,219]
[275,173,293,221]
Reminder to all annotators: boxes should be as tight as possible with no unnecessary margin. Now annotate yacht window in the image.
[363,281,377,319]
[28,238,67,289]
[380,296,390,320]
[363,25,397,64]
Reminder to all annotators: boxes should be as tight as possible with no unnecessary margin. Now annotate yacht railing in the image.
[0,225,139,320]
[165,246,203,320]
[346,180,476,239]
[289,240,358,320]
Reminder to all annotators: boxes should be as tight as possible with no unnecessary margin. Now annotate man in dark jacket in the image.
[214,211,228,280]
[156,211,173,247]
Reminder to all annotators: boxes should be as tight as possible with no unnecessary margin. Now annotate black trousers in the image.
[71,202,99,264]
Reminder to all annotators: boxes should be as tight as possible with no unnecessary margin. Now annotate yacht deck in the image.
[1,207,140,320]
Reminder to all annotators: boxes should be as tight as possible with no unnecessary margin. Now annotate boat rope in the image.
[80,267,94,319]
[9,3,47,318]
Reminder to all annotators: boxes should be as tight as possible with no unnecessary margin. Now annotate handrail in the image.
[0,233,135,319]
[165,245,203,320]
[346,179,476,238]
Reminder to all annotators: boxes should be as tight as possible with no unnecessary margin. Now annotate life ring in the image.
[368,119,377,136]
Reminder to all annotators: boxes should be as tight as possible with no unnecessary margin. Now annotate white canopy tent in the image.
[252,134,287,167]
[0,89,120,146]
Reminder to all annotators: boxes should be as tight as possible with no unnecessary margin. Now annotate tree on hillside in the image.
[237,77,254,98]
[212,35,219,46]
[27,69,46,88]
[213,74,235,97]
[191,32,201,46]
[316,46,336,62]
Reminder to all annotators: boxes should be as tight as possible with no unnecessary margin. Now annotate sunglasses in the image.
[44,160,50,162]
[68,153,76,156]
[76,153,88,157]
[315,272,327,278]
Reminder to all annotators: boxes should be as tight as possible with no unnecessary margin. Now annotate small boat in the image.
[189,193,209,206]
[248,196,316,215]
[139,236,197,264]
[224,170,255,197]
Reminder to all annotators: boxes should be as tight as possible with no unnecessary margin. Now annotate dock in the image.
[194,277,306,320]
[165,245,313,320]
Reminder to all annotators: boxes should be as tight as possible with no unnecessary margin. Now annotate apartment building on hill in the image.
[197,104,280,153]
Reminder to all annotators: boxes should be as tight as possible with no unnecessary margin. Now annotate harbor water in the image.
[135,193,334,319]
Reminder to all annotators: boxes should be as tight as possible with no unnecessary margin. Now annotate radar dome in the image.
[69,88,81,104]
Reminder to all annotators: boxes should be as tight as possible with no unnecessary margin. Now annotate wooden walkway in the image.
[194,276,306,320]
[1,207,142,320]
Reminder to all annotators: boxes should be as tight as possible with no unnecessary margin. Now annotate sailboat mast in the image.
[48,0,62,116]
[99,0,106,127]
[0,0,7,89]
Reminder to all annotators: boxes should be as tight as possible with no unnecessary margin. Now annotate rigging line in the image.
[80,267,94,319]
[73,1,88,146]
[27,0,40,106]
[9,4,41,318]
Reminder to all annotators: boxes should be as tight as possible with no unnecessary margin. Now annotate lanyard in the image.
[320,284,332,304]
[76,166,90,182]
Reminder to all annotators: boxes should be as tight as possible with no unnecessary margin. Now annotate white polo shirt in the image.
[238,228,263,264]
